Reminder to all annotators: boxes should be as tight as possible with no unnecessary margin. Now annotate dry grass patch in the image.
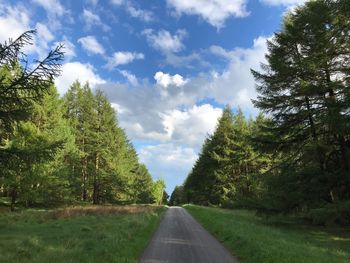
[49,205,156,219]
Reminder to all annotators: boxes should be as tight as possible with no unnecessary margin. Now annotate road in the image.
[139,206,238,263]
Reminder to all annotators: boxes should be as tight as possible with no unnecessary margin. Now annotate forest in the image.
[172,0,350,225]
[0,31,166,211]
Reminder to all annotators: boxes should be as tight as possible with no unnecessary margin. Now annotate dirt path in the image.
[139,206,238,263]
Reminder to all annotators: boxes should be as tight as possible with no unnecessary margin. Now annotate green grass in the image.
[185,205,350,263]
[0,205,166,263]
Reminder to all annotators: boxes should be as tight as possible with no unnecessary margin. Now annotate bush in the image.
[308,201,350,226]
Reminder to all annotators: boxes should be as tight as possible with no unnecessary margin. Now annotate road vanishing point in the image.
[140,206,238,263]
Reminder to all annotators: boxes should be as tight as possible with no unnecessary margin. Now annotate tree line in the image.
[0,31,165,211]
[172,0,350,225]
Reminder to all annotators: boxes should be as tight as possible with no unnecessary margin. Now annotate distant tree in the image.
[169,186,186,206]
[162,191,169,205]
[152,179,166,205]
[131,164,154,204]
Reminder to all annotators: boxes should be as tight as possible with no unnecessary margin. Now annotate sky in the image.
[0,0,307,194]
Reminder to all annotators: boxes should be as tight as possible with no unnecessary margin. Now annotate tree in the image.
[152,179,166,205]
[170,186,186,206]
[0,30,63,142]
[0,31,64,210]
[251,0,350,216]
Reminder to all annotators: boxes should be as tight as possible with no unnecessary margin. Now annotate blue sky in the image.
[0,0,306,194]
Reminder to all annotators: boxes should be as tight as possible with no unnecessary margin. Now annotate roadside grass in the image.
[0,205,166,263]
[185,205,350,263]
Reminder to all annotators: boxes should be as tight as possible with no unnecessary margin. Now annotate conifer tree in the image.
[251,0,350,214]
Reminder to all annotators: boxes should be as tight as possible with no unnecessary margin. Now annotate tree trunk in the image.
[305,96,324,170]
[93,153,99,204]
[10,188,17,212]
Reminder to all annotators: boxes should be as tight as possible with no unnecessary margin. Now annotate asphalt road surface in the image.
[139,206,238,263]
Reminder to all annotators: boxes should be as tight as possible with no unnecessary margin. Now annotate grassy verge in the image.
[185,205,350,263]
[0,205,166,263]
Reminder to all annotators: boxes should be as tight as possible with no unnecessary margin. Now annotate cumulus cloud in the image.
[161,104,222,146]
[143,29,187,53]
[206,36,269,112]
[97,78,222,147]
[0,4,30,43]
[154,72,188,88]
[0,3,58,59]
[54,62,106,95]
[78,35,105,55]
[94,37,270,191]
[166,0,249,28]
[98,35,269,146]
[106,51,144,68]
[140,144,197,168]
[139,143,198,191]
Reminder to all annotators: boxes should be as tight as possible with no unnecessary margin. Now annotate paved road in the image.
[139,207,238,263]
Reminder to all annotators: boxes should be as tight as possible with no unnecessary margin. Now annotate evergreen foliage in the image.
[0,31,161,210]
[181,0,350,225]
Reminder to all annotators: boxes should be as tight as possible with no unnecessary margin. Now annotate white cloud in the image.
[32,22,56,59]
[0,4,30,43]
[206,36,269,112]
[161,104,222,146]
[78,35,105,55]
[83,9,99,25]
[154,72,188,88]
[0,4,56,59]
[54,62,106,95]
[111,102,128,114]
[106,51,144,68]
[166,0,249,28]
[90,36,270,192]
[140,143,197,167]
[125,3,153,22]
[36,22,54,44]
[110,0,154,22]
[32,0,65,17]
[139,143,198,191]
[82,9,110,31]
[260,0,306,6]
[119,70,139,86]
[54,38,76,60]
[143,29,186,53]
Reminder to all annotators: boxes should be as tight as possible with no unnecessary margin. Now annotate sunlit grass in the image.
[0,205,166,263]
[185,205,350,263]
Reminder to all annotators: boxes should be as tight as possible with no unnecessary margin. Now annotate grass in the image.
[185,205,350,263]
[0,205,166,263]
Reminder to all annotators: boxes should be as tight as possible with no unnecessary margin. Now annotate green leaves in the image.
[183,106,271,207]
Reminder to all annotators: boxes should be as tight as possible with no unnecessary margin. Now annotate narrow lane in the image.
[139,207,238,263]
